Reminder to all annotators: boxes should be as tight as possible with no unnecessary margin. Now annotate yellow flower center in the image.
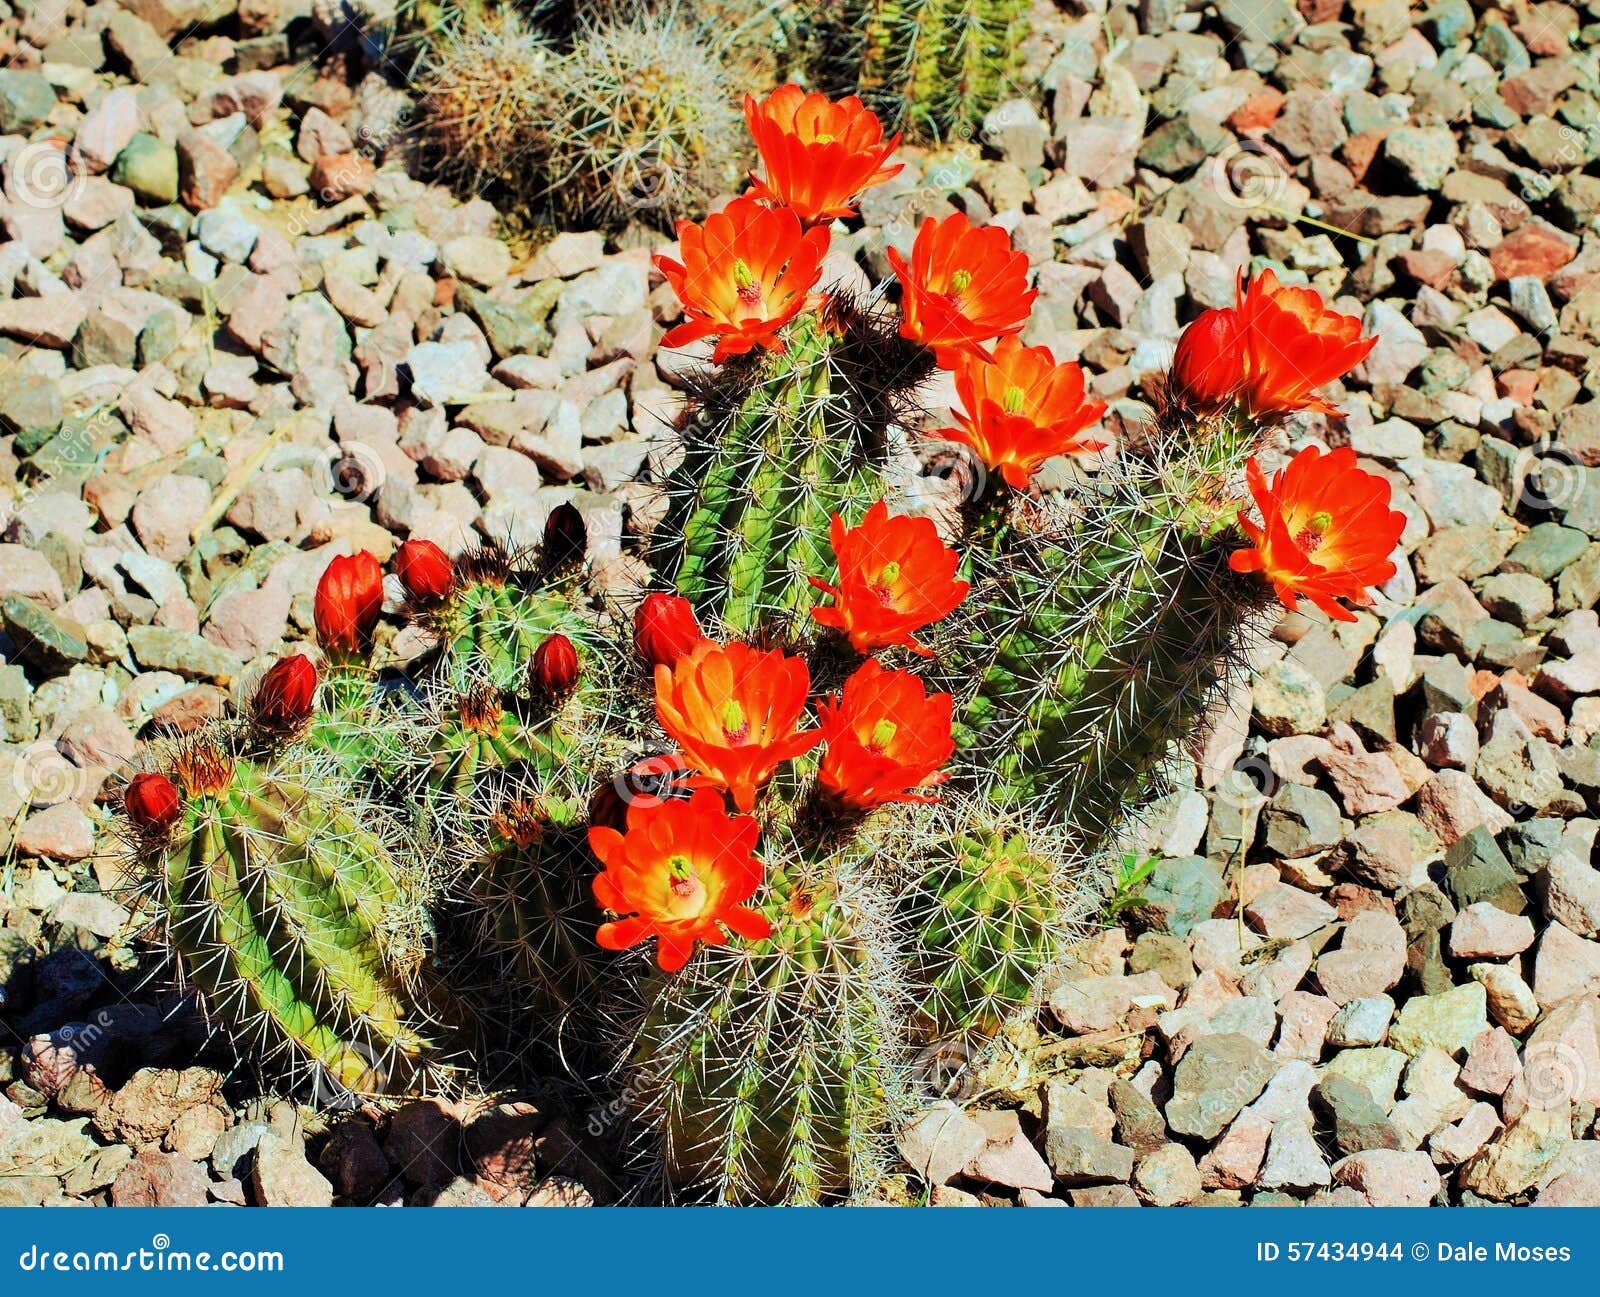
[733,258,762,307]
[948,269,972,295]
[720,698,750,743]
[873,561,901,604]
[666,854,707,913]
[1003,385,1026,415]
[868,719,898,753]
[1295,510,1334,554]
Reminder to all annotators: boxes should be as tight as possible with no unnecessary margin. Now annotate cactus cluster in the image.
[114,86,1403,1203]
[802,0,1032,141]
[416,6,752,227]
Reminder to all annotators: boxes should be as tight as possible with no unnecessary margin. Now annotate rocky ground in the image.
[3,0,1600,1206]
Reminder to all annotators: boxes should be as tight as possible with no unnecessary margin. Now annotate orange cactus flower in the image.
[887,212,1036,367]
[817,660,954,810]
[589,787,772,972]
[1228,445,1405,623]
[1235,269,1376,417]
[655,196,830,365]
[744,84,902,225]
[940,337,1108,489]
[1169,307,1246,414]
[654,640,821,811]
[810,501,970,657]
[314,552,384,657]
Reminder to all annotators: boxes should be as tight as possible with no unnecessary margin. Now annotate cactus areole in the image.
[114,85,1402,1204]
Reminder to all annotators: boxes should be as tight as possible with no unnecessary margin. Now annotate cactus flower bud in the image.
[124,772,181,833]
[634,593,704,669]
[394,538,454,607]
[542,502,587,572]
[1170,307,1245,413]
[531,633,580,698]
[314,552,384,656]
[252,654,318,731]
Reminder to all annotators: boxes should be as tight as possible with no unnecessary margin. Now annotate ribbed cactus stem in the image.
[653,304,929,638]
[626,852,910,1204]
[469,797,605,1024]
[147,752,457,1096]
[806,0,1030,139]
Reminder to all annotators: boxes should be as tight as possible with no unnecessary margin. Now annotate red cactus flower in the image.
[314,552,384,656]
[589,787,772,972]
[744,84,902,225]
[531,633,580,698]
[1228,445,1405,623]
[1170,307,1246,414]
[655,196,830,364]
[939,337,1107,489]
[817,660,954,810]
[394,538,454,606]
[124,772,181,834]
[1235,269,1377,417]
[654,640,821,812]
[252,654,317,731]
[634,592,706,670]
[887,212,1036,367]
[810,501,970,657]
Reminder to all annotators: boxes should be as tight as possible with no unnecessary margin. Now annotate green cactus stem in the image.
[624,848,910,1204]
[650,300,933,640]
[133,738,459,1098]
[804,0,1031,140]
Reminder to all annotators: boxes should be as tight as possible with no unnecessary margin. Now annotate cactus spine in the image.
[651,304,932,638]
[805,0,1031,139]
[131,736,458,1098]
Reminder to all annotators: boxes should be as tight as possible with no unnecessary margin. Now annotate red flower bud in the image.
[542,502,587,572]
[252,654,317,731]
[394,538,454,607]
[1170,308,1246,413]
[314,552,384,656]
[634,593,703,669]
[124,772,181,834]
[531,633,580,698]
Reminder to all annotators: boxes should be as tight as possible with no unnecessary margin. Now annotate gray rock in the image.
[1165,1034,1278,1140]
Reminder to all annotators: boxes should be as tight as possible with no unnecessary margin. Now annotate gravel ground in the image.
[3,0,1600,1206]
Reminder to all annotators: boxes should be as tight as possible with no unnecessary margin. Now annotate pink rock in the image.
[1460,1027,1523,1097]
[1449,901,1537,959]
[1332,1149,1442,1205]
[1522,996,1600,1108]
[1275,990,1339,1060]
[1414,769,1513,846]
[964,1109,1053,1192]
[73,88,141,174]
[1246,882,1338,940]
[131,474,213,562]
[1316,910,1407,1005]
[111,1150,211,1206]
[1316,725,1411,815]
[1427,1102,1502,1166]
[1198,1111,1272,1189]
[1489,221,1577,281]
[202,582,292,659]
[16,802,95,861]
[1532,922,1600,1009]
[1535,1170,1600,1206]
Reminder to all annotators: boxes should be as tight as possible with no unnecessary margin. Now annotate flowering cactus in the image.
[113,84,1405,1203]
